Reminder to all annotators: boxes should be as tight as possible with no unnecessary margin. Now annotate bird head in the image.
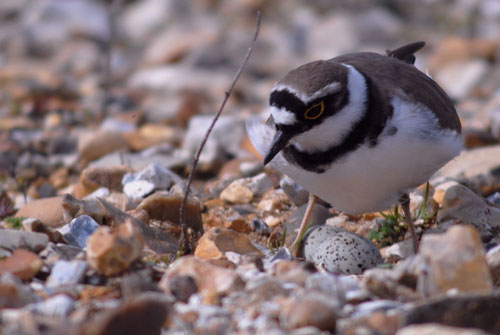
[264,60,362,165]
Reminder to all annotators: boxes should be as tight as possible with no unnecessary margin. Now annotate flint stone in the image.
[60,215,100,249]
[46,260,88,287]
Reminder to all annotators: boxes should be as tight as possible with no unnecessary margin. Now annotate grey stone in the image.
[302,225,382,274]
[46,260,88,287]
[39,243,83,265]
[60,215,99,248]
[0,229,49,253]
[486,244,500,285]
[380,238,416,260]
[437,183,500,239]
[123,180,156,200]
[280,175,309,206]
[30,294,75,317]
[122,163,180,200]
[306,272,361,298]
[246,173,274,197]
[353,299,403,318]
[0,273,38,308]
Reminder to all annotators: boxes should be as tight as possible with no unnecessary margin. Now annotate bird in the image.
[246,41,462,254]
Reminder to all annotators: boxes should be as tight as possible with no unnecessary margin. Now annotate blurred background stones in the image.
[1,0,500,334]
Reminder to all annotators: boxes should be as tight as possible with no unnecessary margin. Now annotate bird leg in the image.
[290,193,318,257]
[399,193,419,253]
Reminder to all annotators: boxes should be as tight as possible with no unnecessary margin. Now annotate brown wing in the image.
[331,51,461,133]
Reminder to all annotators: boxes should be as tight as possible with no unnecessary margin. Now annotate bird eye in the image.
[304,101,324,120]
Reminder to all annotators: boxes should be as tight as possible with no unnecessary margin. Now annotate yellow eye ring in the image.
[304,101,324,120]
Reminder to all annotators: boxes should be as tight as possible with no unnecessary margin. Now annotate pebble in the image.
[30,294,75,317]
[39,243,83,265]
[306,272,361,299]
[437,182,500,239]
[46,260,88,288]
[0,229,49,253]
[22,218,66,244]
[194,227,262,259]
[0,249,42,280]
[80,165,132,195]
[432,144,500,195]
[362,267,421,302]
[59,215,100,249]
[61,194,107,225]
[122,162,178,193]
[380,239,416,260]
[220,180,254,204]
[79,293,170,335]
[168,275,198,303]
[486,244,500,284]
[123,180,156,200]
[15,196,64,228]
[160,256,244,297]
[434,60,489,99]
[280,176,309,206]
[302,225,382,274]
[78,130,128,163]
[120,270,157,299]
[0,273,38,308]
[86,220,144,276]
[137,192,204,234]
[283,295,337,332]
[418,225,493,296]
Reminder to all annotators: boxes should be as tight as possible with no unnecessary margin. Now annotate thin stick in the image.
[178,11,262,254]
[101,0,124,119]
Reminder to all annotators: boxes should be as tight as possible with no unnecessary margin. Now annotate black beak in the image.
[264,130,292,165]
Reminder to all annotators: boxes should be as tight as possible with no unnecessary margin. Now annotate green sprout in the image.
[4,217,24,230]
[371,182,437,245]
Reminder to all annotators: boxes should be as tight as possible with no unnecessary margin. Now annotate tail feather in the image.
[386,41,426,65]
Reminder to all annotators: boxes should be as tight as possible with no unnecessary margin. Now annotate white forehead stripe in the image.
[271,105,297,125]
[272,81,341,105]
[291,64,367,153]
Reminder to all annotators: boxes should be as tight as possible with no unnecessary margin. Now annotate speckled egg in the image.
[302,225,382,274]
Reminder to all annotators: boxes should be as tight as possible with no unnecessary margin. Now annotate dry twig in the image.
[178,11,262,254]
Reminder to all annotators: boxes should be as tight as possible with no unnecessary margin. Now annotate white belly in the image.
[276,130,462,213]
